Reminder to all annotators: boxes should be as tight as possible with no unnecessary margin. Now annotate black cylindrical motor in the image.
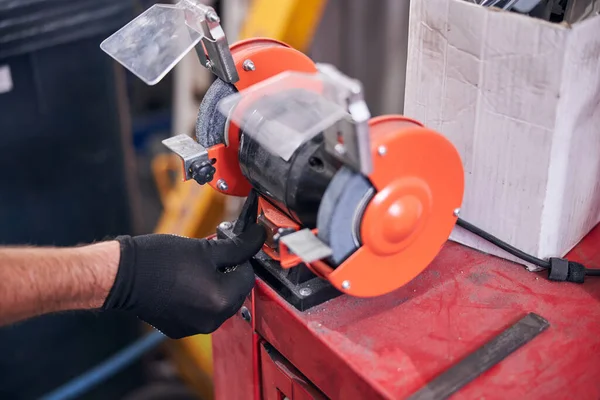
[239,130,339,228]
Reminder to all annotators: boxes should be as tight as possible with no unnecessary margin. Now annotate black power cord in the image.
[456,218,550,269]
[456,217,600,283]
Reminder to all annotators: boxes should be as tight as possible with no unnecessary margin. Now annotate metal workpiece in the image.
[407,313,549,400]
[280,229,333,263]
[162,134,211,183]
[317,63,373,176]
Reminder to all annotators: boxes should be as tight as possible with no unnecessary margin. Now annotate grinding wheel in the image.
[317,167,375,266]
[196,78,237,148]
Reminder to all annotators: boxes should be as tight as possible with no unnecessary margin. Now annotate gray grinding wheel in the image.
[317,167,375,266]
[195,78,237,147]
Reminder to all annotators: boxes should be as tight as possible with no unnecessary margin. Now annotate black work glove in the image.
[102,224,266,339]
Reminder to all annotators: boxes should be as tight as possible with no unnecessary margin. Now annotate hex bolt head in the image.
[299,288,312,297]
[242,59,256,71]
[219,221,232,230]
[240,306,251,323]
[206,10,220,23]
[334,143,346,155]
[217,179,228,191]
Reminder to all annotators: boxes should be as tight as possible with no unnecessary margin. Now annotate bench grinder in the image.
[101,1,464,309]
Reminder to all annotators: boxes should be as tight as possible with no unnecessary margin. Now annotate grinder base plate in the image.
[217,221,341,311]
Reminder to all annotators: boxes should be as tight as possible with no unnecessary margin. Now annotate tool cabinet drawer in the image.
[260,342,326,400]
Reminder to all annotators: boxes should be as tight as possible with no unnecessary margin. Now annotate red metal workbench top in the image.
[254,225,600,399]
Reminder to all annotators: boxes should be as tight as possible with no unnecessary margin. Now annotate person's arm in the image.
[0,224,266,339]
[0,241,119,326]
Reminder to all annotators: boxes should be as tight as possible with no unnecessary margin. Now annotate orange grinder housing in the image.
[202,38,465,298]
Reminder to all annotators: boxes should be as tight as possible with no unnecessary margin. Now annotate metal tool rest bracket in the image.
[216,192,341,311]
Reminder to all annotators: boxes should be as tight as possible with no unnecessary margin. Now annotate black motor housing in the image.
[239,131,340,228]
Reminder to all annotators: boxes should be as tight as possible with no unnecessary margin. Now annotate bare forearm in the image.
[0,241,119,326]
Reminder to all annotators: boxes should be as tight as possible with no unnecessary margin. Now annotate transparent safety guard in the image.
[217,71,352,161]
[100,1,210,85]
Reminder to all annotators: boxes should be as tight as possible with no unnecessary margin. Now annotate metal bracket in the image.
[280,229,333,264]
[183,1,239,84]
[317,63,373,176]
[162,134,209,182]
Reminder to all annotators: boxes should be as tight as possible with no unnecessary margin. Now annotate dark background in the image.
[0,1,185,398]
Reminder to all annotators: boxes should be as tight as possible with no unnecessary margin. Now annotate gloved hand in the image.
[102,224,266,339]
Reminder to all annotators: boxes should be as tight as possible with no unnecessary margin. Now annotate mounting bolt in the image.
[217,179,229,191]
[334,143,346,155]
[205,60,214,69]
[341,280,351,290]
[242,59,256,71]
[240,306,251,323]
[299,288,312,297]
[206,10,220,23]
[377,145,387,156]
[453,208,461,217]
[219,221,232,230]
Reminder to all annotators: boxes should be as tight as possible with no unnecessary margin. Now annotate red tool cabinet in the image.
[213,225,600,399]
